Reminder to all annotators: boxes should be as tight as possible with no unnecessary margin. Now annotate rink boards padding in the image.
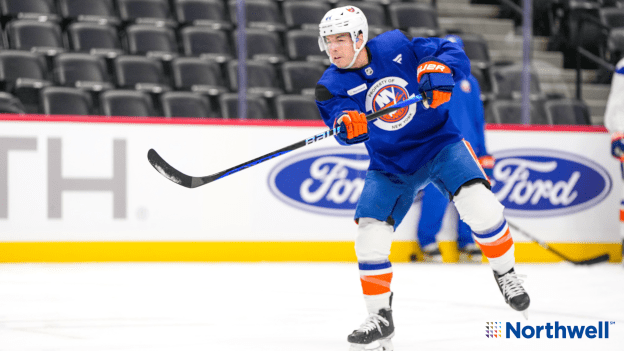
[0,114,620,263]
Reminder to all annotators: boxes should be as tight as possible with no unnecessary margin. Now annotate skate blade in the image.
[521,309,529,320]
[349,334,394,351]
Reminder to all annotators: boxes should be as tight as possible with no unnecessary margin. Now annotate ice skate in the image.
[347,307,394,351]
[421,243,443,263]
[458,243,483,263]
[493,267,530,319]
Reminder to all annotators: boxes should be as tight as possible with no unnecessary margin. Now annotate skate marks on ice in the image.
[0,263,622,351]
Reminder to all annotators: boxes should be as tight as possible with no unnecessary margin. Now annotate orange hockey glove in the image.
[336,110,369,145]
[417,57,455,109]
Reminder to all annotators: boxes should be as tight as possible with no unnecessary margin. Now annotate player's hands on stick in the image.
[417,57,455,109]
[336,110,369,145]
[611,132,624,161]
[478,155,495,182]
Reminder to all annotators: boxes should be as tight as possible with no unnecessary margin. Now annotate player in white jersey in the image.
[315,6,530,351]
[604,57,624,260]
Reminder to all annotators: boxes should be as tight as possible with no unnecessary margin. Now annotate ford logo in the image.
[268,147,369,216]
[491,149,612,217]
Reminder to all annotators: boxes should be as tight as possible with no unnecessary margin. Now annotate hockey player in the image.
[604,57,624,261]
[415,35,493,264]
[314,6,530,350]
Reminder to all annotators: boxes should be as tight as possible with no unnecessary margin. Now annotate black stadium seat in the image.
[0,0,59,21]
[228,0,286,31]
[124,25,178,59]
[117,0,175,26]
[275,94,321,120]
[58,0,120,25]
[485,99,550,125]
[171,57,228,95]
[66,22,123,57]
[388,3,438,31]
[40,87,94,115]
[492,64,541,100]
[282,1,331,29]
[233,28,287,63]
[0,92,25,114]
[286,29,330,65]
[281,61,326,94]
[0,50,51,113]
[219,93,271,119]
[53,53,113,91]
[227,60,283,98]
[457,33,491,68]
[544,99,591,125]
[100,90,156,116]
[160,91,212,118]
[180,26,233,63]
[114,56,171,93]
[5,20,64,56]
[174,0,231,29]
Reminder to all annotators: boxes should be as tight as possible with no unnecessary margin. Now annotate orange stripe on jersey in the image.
[360,273,393,296]
[417,61,451,82]
[620,209,624,222]
[477,229,514,258]
[463,140,488,179]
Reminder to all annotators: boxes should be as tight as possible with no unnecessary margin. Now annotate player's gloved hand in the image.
[478,155,495,181]
[611,132,624,161]
[417,57,455,109]
[335,110,369,145]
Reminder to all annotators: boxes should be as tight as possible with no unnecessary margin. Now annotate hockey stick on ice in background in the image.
[148,94,424,188]
[507,221,610,265]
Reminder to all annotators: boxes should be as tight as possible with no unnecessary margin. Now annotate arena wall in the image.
[0,115,620,263]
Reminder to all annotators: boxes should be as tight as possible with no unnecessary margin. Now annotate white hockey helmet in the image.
[318,5,368,69]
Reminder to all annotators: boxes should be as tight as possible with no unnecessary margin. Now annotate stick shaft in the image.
[148,94,424,188]
[507,221,609,265]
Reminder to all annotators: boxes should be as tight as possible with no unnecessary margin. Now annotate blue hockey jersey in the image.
[446,75,487,158]
[315,30,472,174]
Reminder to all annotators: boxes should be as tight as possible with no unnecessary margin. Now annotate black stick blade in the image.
[147,149,194,188]
[572,253,610,265]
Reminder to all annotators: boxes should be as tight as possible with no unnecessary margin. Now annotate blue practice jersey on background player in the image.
[446,74,488,157]
[315,30,471,175]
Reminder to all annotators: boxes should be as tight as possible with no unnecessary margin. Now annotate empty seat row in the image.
[0,21,338,63]
[0,51,326,97]
[0,87,322,120]
[0,0,439,31]
[484,98,591,125]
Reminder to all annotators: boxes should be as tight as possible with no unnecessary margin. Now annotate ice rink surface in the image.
[0,262,622,351]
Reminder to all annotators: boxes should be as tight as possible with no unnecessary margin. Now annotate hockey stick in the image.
[148,94,424,188]
[507,221,610,265]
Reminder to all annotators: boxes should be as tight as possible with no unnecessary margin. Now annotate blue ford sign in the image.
[268,147,369,216]
[492,149,612,217]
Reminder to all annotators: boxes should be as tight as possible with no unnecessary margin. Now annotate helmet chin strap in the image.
[343,38,364,69]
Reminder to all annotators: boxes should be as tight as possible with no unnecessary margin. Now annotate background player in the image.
[315,6,530,351]
[414,34,494,264]
[604,57,624,262]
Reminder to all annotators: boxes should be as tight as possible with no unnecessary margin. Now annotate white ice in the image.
[0,262,622,351]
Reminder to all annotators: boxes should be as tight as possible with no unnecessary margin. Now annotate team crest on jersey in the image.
[460,79,471,93]
[365,77,417,131]
[347,7,355,12]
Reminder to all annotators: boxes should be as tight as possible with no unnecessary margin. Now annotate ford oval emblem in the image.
[491,149,612,217]
[268,147,370,216]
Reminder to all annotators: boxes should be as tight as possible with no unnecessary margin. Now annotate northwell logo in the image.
[488,321,614,339]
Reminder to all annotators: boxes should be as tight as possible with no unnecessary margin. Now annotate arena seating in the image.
[0,0,600,124]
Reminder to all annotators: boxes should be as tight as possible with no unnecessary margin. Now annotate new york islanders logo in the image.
[365,77,417,131]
